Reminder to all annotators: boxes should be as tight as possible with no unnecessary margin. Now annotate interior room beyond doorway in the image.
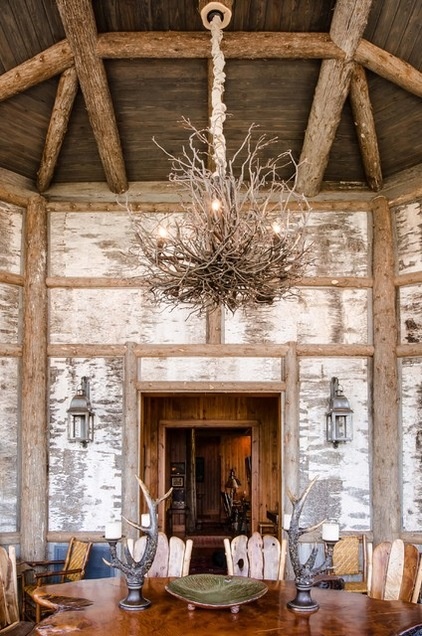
[141,393,281,541]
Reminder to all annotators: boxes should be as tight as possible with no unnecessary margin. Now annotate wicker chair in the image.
[22,537,92,622]
[224,531,287,581]
[331,535,372,593]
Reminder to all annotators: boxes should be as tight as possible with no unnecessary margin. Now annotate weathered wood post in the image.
[371,195,400,543]
[122,341,139,538]
[20,195,48,560]
[284,342,300,512]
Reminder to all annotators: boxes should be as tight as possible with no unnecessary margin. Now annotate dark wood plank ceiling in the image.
[0,0,420,196]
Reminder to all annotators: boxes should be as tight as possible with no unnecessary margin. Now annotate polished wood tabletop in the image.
[33,576,422,636]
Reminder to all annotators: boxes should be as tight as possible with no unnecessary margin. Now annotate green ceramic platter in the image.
[165,573,268,612]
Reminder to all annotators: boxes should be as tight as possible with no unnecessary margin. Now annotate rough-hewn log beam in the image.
[356,39,422,99]
[0,271,23,286]
[0,40,73,102]
[371,195,400,543]
[44,274,372,289]
[122,342,139,540]
[20,195,48,561]
[56,0,128,194]
[297,0,374,197]
[284,342,300,515]
[349,63,382,191]
[37,67,79,192]
[97,31,344,60]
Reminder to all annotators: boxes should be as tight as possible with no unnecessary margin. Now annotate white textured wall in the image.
[395,198,422,532]
[0,358,19,532]
[298,358,370,530]
[48,358,124,532]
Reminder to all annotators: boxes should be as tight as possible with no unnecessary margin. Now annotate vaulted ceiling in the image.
[0,0,420,197]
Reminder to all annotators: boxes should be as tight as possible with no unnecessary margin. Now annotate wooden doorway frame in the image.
[158,419,260,533]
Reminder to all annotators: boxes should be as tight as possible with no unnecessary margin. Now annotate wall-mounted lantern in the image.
[326,377,353,448]
[67,376,94,447]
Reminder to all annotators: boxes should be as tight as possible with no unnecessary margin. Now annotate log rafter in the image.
[296,0,375,196]
[55,0,128,194]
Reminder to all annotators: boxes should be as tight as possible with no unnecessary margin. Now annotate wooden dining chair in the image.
[22,537,92,622]
[0,546,34,635]
[129,532,193,577]
[368,538,422,603]
[331,535,372,593]
[224,531,287,580]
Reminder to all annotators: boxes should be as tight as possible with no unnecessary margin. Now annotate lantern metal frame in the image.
[67,376,95,447]
[325,377,353,448]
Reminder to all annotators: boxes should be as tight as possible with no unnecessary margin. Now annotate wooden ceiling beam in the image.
[0,41,73,102]
[56,0,128,194]
[349,63,382,192]
[356,39,422,99]
[296,0,375,197]
[97,31,344,60]
[37,67,79,192]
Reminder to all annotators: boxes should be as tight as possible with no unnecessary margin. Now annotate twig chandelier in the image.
[132,0,310,315]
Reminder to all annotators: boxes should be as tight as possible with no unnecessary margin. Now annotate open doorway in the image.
[141,393,282,537]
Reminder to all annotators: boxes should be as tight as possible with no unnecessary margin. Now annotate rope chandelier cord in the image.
[130,3,311,316]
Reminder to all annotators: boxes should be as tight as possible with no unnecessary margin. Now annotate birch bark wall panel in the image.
[0,203,23,274]
[49,288,205,344]
[304,210,369,277]
[0,358,19,531]
[400,285,422,344]
[0,284,21,343]
[48,358,123,531]
[401,358,422,531]
[49,211,146,278]
[298,358,370,530]
[394,199,422,274]
[225,288,369,344]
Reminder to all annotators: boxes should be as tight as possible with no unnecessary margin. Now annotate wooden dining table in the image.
[32,576,422,636]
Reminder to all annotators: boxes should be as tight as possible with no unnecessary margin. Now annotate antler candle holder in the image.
[286,477,329,613]
[104,477,172,611]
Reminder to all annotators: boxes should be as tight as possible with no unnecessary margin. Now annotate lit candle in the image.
[141,513,150,527]
[322,522,339,541]
[283,514,292,530]
[105,521,122,540]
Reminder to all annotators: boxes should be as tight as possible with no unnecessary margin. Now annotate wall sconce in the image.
[326,377,353,448]
[67,376,94,447]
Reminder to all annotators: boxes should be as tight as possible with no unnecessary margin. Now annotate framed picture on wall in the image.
[171,462,185,476]
[171,476,184,488]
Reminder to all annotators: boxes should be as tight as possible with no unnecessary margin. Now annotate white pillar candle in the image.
[105,521,122,539]
[283,514,292,529]
[141,513,150,527]
[322,522,339,541]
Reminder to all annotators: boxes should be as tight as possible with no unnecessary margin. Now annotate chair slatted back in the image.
[62,538,92,582]
[224,532,287,581]
[369,539,421,603]
[0,546,19,629]
[134,532,193,577]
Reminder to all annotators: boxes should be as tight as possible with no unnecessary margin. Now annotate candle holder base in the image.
[287,582,319,614]
[119,585,151,611]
